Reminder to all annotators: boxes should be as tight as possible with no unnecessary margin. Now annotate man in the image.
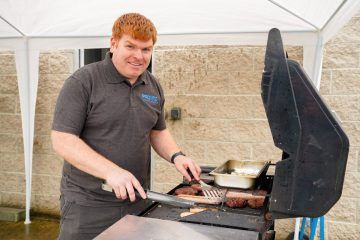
[51,13,201,239]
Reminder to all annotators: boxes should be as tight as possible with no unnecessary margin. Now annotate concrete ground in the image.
[0,217,59,240]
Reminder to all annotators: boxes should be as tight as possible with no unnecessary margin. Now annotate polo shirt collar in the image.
[103,52,148,85]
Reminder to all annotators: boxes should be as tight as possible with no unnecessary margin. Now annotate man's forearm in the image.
[150,129,180,162]
[51,130,119,180]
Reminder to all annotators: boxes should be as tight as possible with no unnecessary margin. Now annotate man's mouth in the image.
[129,62,142,67]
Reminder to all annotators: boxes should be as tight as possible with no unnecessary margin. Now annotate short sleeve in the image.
[52,75,90,136]
[152,81,166,131]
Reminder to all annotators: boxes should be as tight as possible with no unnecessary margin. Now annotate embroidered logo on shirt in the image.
[141,93,159,104]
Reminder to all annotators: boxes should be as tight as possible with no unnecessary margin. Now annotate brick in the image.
[327,197,356,222]
[31,194,60,216]
[342,172,360,198]
[0,193,26,208]
[32,154,63,175]
[37,74,69,95]
[184,119,272,142]
[184,118,230,141]
[252,96,267,119]
[153,160,182,184]
[323,44,359,69]
[253,47,266,72]
[32,175,61,196]
[154,71,187,95]
[48,52,74,74]
[205,96,253,119]
[251,143,283,162]
[207,47,253,72]
[0,114,22,134]
[331,69,360,95]
[185,70,230,95]
[155,49,207,73]
[0,153,24,172]
[39,53,50,74]
[180,141,206,165]
[49,94,60,114]
[205,142,251,166]
[0,75,18,95]
[254,46,303,72]
[0,134,22,153]
[0,173,25,192]
[257,45,302,69]
[0,95,16,113]
[35,94,53,114]
[152,183,177,194]
[0,54,16,74]
[0,207,25,222]
[227,71,262,95]
[319,70,331,95]
[164,95,208,119]
[34,114,53,135]
[342,122,360,147]
[165,119,183,143]
[331,17,360,43]
[228,120,273,142]
[328,222,360,240]
[346,147,358,173]
[323,95,360,121]
[14,95,21,114]
[274,218,296,240]
[285,46,303,64]
[33,135,53,154]
[357,200,360,224]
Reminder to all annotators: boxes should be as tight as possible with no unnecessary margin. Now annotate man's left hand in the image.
[173,156,201,181]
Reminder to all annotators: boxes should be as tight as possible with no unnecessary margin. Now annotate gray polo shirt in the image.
[52,52,166,206]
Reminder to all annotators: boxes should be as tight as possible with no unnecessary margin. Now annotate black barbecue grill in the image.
[95,28,349,240]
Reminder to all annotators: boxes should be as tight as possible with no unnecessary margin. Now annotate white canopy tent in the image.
[1,0,360,224]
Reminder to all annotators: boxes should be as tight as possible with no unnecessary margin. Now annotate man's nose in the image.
[133,49,143,59]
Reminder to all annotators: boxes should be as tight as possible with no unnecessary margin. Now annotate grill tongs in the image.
[101,182,196,208]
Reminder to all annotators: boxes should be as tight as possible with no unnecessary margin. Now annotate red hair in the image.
[112,13,157,44]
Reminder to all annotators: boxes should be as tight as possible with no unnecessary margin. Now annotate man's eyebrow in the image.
[124,40,153,49]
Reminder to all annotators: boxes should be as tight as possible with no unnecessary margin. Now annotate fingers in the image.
[188,164,199,181]
[119,185,127,200]
[126,182,136,202]
[132,178,147,199]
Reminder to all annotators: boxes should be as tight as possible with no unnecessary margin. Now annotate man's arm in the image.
[150,129,201,181]
[51,130,146,201]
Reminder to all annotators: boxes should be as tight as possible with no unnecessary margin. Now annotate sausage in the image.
[225,198,247,208]
[190,184,202,192]
[247,198,265,209]
[175,186,198,196]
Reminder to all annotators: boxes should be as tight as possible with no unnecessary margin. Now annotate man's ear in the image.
[109,37,118,53]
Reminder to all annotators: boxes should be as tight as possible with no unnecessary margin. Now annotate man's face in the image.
[110,34,153,83]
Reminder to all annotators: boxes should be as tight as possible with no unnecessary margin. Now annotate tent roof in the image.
[1,0,359,44]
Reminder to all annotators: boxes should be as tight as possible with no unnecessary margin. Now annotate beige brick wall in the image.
[0,11,358,239]
[152,45,302,194]
[0,50,73,215]
[320,12,360,240]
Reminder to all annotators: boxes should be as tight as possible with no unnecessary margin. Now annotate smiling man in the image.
[51,13,201,240]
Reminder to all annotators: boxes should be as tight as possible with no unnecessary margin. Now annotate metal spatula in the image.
[187,169,226,204]
[199,180,227,204]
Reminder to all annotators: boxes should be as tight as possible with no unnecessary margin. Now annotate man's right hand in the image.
[105,168,147,202]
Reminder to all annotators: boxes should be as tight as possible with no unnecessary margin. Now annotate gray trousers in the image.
[58,196,146,240]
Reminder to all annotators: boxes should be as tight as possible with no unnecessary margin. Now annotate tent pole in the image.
[15,38,39,224]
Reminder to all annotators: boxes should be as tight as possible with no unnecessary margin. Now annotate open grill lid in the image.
[262,29,349,219]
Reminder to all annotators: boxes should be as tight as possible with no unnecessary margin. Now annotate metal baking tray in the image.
[209,160,269,189]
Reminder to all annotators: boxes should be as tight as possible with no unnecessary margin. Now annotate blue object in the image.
[298,216,325,240]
